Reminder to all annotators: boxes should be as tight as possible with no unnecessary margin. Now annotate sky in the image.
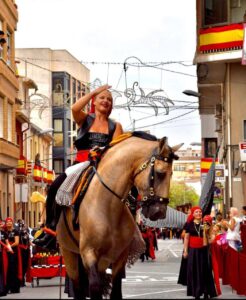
[15,0,200,147]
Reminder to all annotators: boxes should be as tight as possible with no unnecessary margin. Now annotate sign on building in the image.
[239,142,246,162]
[215,164,225,182]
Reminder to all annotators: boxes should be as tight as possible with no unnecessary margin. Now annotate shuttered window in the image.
[8,103,12,141]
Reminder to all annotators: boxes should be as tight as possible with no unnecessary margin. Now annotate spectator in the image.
[17,219,31,287]
[180,206,219,299]
[222,207,242,252]
[241,206,246,223]
[5,217,22,294]
[0,220,10,296]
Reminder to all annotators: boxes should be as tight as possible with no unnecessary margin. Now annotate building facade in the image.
[15,48,90,185]
[195,0,246,212]
[0,0,19,219]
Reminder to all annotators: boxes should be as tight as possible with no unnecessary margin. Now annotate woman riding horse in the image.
[33,84,123,248]
[56,132,182,299]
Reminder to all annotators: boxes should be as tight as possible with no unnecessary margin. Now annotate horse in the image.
[56,132,183,299]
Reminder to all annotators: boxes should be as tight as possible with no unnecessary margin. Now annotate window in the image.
[7,103,12,142]
[203,0,228,27]
[204,138,217,158]
[173,165,186,172]
[0,21,3,58]
[53,78,64,106]
[244,120,246,141]
[54,159,64,174]
[0,97,3,138]
[6,30,12,66]
[54,119,63,147]
[67,119,71,147]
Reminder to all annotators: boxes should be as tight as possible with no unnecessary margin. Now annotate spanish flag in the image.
[199,23,244,52]
[201,158,218,173]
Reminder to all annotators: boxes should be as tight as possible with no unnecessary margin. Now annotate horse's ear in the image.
[171,143,184,152]
[159,137,169,154]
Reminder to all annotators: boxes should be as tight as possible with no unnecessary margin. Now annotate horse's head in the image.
[133,137,183,221]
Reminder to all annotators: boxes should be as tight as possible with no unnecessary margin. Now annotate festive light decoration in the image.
[123,81,174,116]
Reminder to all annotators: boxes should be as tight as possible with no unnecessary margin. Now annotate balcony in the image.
[0,138,19,169]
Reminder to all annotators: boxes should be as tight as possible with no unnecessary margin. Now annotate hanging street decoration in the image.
[123,81,174,116]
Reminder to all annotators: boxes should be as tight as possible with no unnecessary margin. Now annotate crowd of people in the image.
[0,218,31,296]
[177,205,246,299]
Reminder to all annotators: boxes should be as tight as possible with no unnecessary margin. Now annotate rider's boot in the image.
[33,174,66,249]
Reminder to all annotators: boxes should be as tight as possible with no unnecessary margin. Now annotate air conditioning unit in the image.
[215,119,222,133]
[215,104,222,118]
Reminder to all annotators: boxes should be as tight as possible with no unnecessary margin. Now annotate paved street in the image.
[2,239,245,299]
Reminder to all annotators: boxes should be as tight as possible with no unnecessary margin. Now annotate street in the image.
[2,239,245,299]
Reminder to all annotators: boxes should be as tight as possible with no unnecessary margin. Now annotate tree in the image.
[169,181,199,209]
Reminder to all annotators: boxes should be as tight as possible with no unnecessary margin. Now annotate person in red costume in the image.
[5,217,22,294]
[182,206,219,299]
[0,220,11,296]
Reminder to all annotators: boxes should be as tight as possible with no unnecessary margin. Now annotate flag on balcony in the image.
[47,170,55,185]
[43,168,48,183]
[199,23,244,53]
[16,155,27,175]
[33,165,42,182]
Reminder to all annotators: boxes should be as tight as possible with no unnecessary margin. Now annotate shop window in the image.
[203,0,228,27]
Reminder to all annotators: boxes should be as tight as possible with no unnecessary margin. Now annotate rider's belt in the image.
[75,150,90,162]
[189,236,203,248]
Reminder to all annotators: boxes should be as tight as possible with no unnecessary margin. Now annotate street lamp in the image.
[182,90,201,97]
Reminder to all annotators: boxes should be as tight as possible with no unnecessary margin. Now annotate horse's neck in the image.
[98,138,156,196]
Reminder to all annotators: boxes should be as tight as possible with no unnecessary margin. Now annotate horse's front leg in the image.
[61,247,88,300]
[110,248,129,300]
[88,263,103,300]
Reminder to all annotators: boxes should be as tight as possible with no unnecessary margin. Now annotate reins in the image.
[92,146,179,208]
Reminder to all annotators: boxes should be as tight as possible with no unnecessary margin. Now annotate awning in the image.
[141,206,187,229]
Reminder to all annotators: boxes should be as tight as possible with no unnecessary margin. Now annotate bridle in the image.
[93,146,179,208]
[132,148,179,208]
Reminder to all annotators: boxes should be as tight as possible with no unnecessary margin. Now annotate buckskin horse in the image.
[56,132,183,299]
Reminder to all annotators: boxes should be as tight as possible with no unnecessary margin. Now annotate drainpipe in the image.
[226,63,232,208]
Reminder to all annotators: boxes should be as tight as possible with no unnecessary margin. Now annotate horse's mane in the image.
[109,131,158,147]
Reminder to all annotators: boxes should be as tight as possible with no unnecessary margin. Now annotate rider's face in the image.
[94,90,113,115]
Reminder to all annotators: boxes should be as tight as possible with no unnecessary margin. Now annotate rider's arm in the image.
[71,84,111,127]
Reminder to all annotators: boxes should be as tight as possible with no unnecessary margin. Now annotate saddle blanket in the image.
[56,161,90,206]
